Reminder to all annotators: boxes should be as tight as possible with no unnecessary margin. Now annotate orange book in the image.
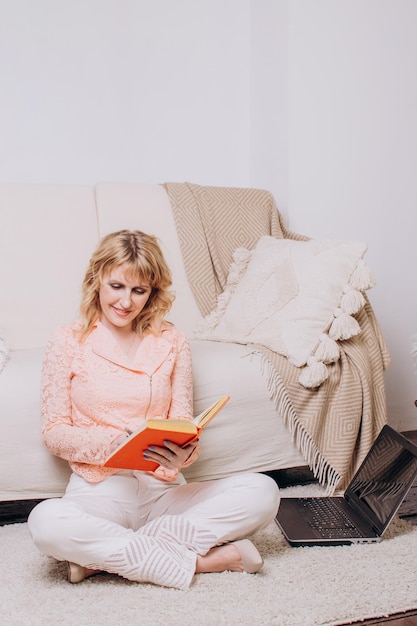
[104,395,230,471]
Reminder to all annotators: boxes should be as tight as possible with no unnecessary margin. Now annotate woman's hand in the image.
[143,439,199,470]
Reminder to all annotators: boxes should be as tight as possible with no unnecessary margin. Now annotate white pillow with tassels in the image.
[194,236,374,388]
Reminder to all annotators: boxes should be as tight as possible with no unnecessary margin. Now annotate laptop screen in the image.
[346,425,417,532]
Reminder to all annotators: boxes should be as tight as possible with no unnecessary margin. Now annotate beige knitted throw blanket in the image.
[164,182,390,492]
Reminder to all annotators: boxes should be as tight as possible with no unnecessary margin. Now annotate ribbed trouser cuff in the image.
[88,514,217,590]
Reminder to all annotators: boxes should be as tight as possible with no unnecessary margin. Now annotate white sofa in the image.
[0,182,307,503]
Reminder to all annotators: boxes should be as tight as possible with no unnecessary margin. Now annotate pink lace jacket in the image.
[41,320,198,483]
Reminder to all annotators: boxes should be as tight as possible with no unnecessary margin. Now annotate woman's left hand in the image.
[143,440,199,470]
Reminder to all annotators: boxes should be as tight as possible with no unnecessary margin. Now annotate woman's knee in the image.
[244,472,280,524]
[28,498,80,553]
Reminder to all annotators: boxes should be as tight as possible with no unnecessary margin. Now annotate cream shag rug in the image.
[1,484,416,626]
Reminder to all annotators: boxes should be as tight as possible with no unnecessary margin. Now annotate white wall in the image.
[1,0,416,429]
[250,0,289,213]
[287,0,417,430]
[0,0,252,187]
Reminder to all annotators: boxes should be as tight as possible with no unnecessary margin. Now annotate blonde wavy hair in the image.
[78,230,174,340]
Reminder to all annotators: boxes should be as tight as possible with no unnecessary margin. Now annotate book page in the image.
[194,395,230,429]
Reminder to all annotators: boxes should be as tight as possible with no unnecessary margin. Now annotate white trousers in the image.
[28,471,280,590]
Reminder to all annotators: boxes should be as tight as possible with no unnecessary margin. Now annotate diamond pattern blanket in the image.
[164,182,390,492]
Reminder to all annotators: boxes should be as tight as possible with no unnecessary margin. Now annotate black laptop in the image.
[275,425,417,546]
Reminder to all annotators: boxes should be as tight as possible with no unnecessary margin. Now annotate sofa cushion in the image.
[0,342,305,500]
[0,348,70,500]
[0,184,98,349]
[182,339,305,482]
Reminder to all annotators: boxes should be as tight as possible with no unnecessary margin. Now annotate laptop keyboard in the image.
[300,498,366,538]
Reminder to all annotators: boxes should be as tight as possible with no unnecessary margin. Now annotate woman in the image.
[28,229,280,590]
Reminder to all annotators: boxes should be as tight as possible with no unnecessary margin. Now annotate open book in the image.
[104,395,230,471]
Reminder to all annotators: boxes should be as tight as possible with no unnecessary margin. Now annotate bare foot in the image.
[67,561,102,583]
[195,543,244,573]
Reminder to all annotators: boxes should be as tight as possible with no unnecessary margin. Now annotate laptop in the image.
[275,425,417,546]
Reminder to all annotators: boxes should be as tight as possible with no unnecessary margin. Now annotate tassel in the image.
[195,247,251,337]
[314,333,340,364]
[232,246,252,265]
[340,285,365,315]
[329,308,361,341]
[349,259,375,291]
[0,336,10,373]
[228,247,251,285]
[299,356,329,388]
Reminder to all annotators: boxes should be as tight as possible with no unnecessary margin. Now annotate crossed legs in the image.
[28,471,279,589]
